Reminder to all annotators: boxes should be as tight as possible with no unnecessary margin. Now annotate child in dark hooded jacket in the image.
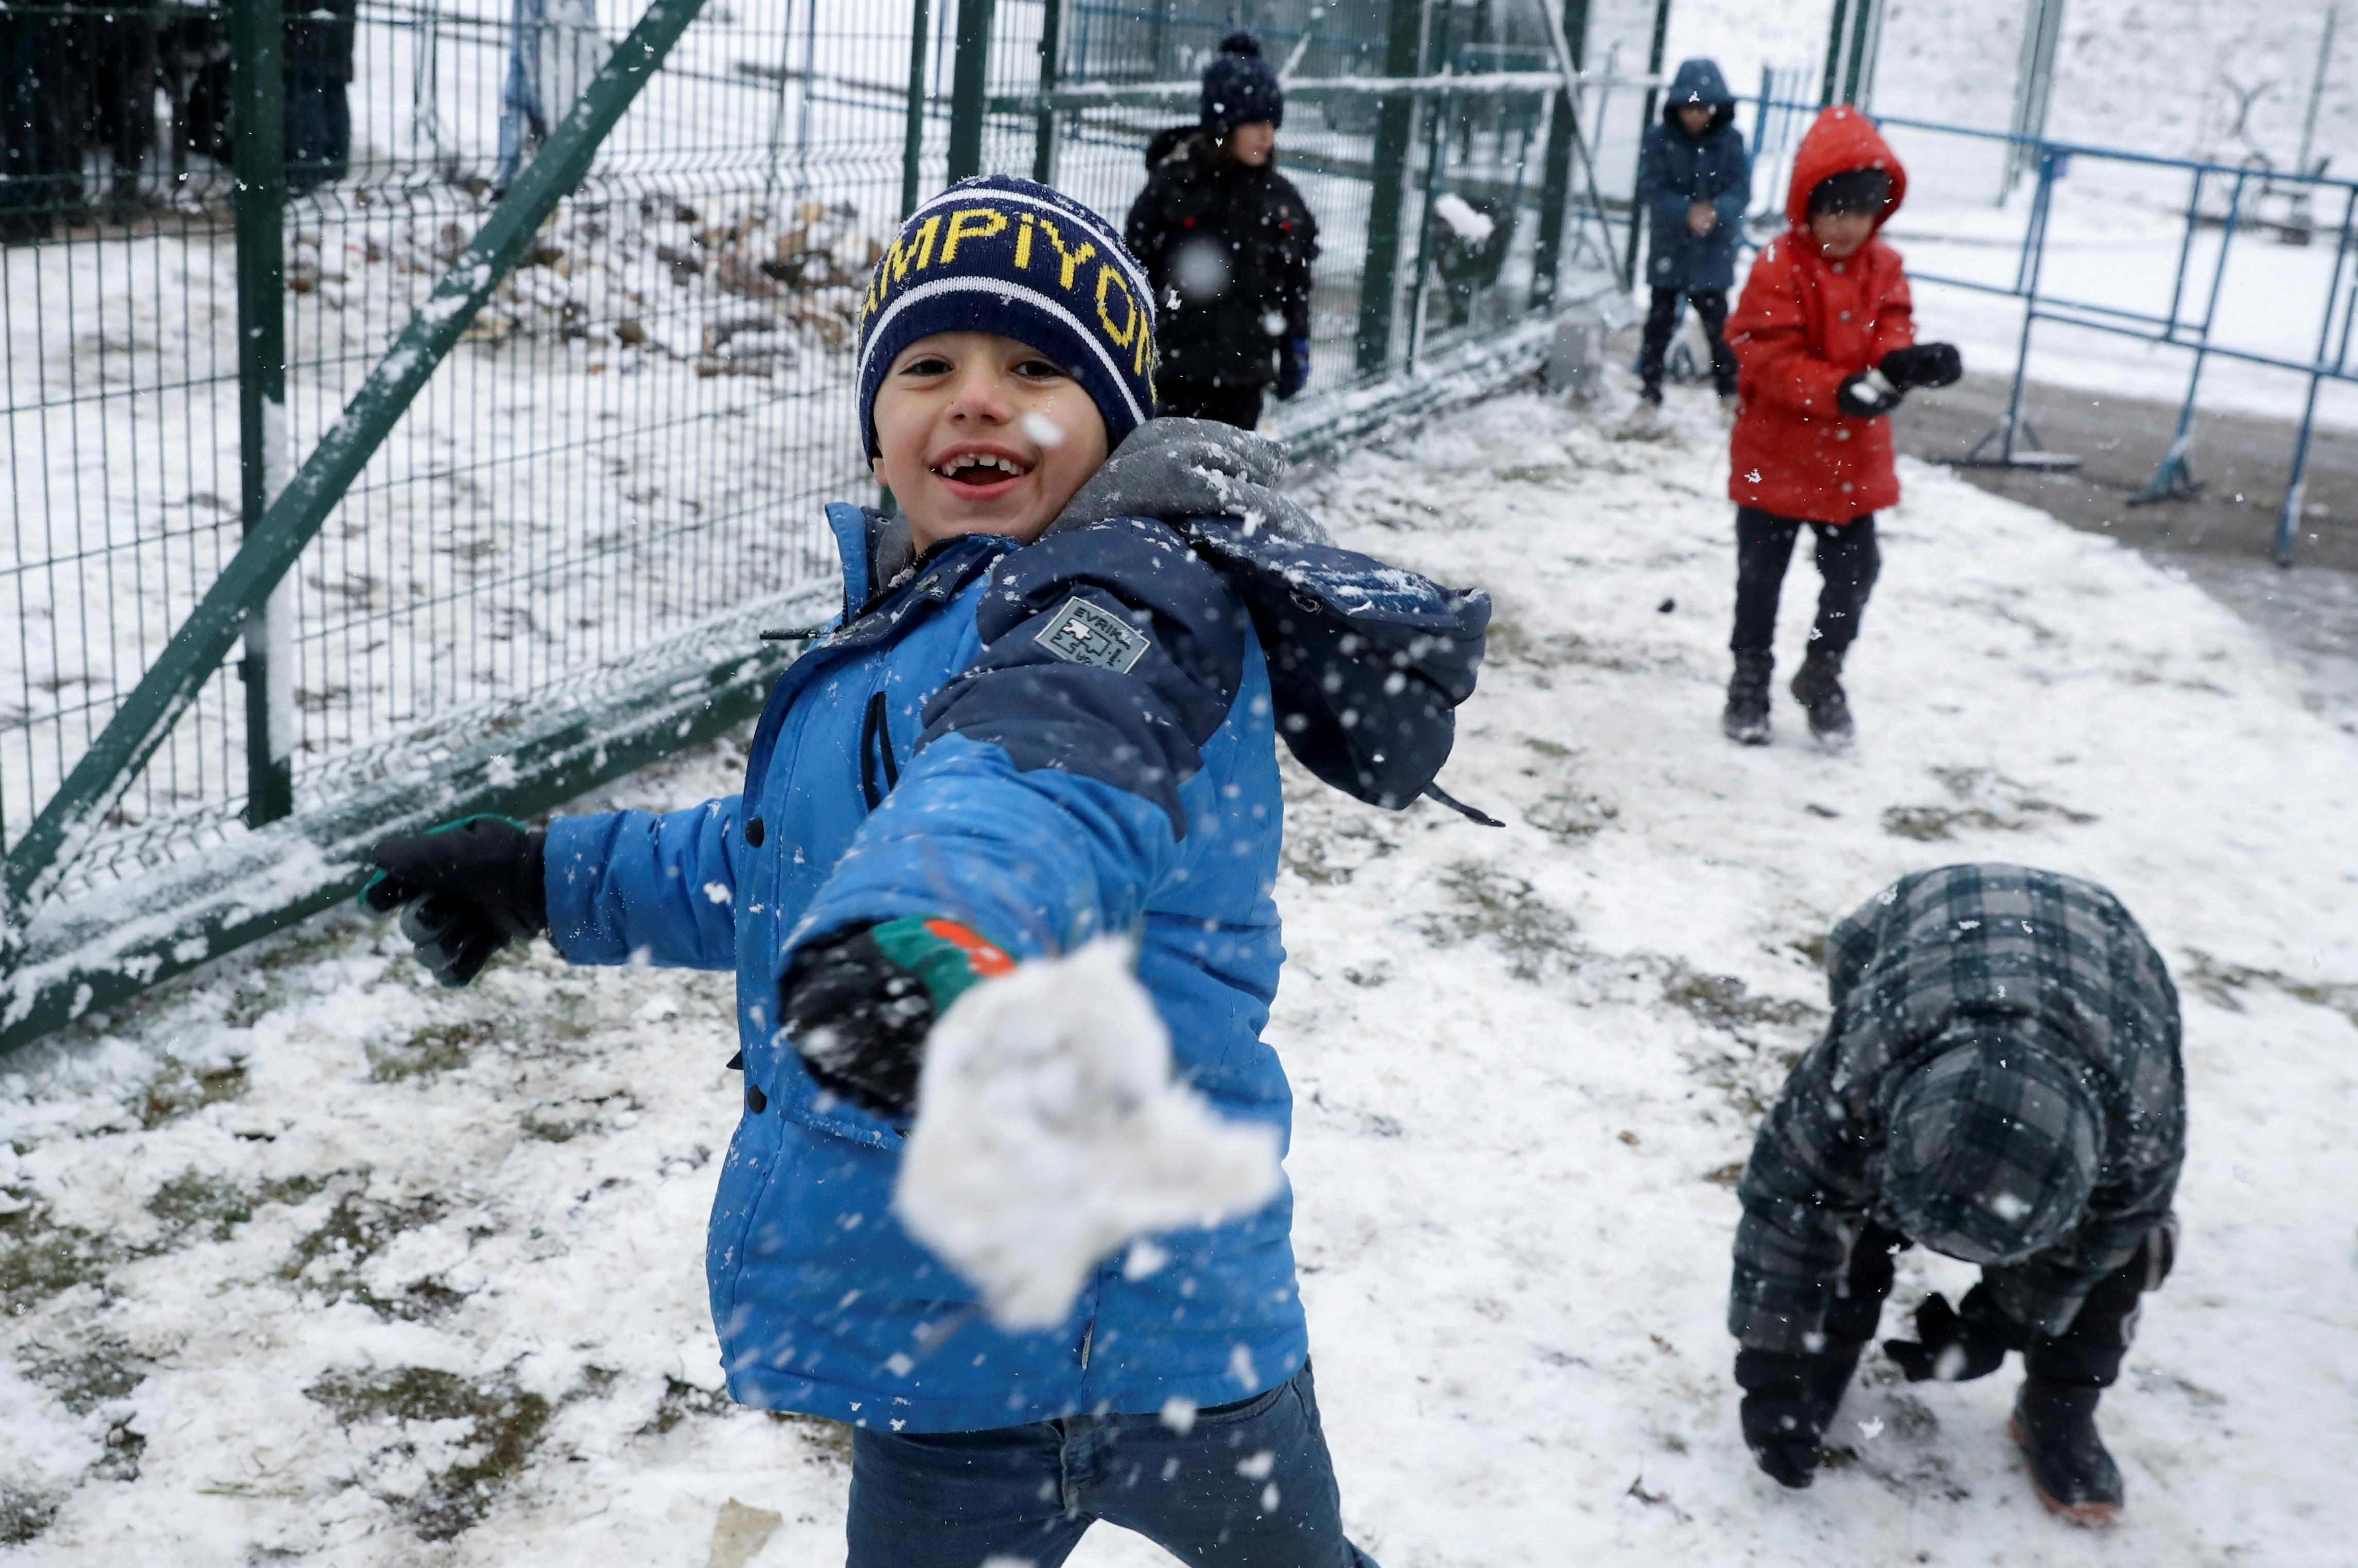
[1720,106,1962,747]
[1633,58,1751,409]
[362,175,1489,1568]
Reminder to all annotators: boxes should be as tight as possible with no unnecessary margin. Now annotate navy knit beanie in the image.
[1201,32,1283,133]
[855,177,1157,460]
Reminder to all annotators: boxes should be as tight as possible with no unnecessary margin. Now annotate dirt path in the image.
[1894,373,2358,731]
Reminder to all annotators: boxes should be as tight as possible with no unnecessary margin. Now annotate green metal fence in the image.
[0,0,1661,1053]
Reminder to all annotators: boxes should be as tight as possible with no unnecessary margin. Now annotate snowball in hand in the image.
[892,938,1284,1329]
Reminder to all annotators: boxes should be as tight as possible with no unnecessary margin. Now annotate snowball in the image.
[893,939,1284,1329]
[1434,193,1495,245]
[1020,411,1066,448]
[1988,1190,2031,1221]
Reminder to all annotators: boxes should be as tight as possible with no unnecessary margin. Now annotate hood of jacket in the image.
[1664,57,1737,131]
[1145,122,1210,172]
[1785,104,1907,231]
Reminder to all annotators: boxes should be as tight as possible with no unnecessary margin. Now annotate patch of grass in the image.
[520,1091,638,1143]
[1281,817,1398,887]
[770,1410,854,1465]
[1418,861,1583,982]
[1702,1162,1745,1188]
[1523,790,1618,843]
[149,1168,332,1245]
[132,1057,249,1130]
[368,1019,495,1083]
[1483,622,1638,673]
[1659,963,1820,1036]
[0,1200,116,1313]
[1884,768,2097,842]
[18,1335,147,1415]
[0,1489,58,1545]
[640,1374,735,1436]
[280,1189,464,1321]
[306,1366,553,1541]
[2180,949,2358,1030]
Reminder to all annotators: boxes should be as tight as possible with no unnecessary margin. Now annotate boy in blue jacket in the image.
[363,176,1488,1566]
[1633,58,1751,411]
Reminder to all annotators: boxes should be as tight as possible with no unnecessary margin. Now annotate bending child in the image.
[1730,864,2184,1528]
[1721,106,1962,746]
[363,175,1491,1567]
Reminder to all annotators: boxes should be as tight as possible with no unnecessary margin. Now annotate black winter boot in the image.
[2010,1381,2123,1527]
[1789,649,1854,745]
[1722,653,1773,745]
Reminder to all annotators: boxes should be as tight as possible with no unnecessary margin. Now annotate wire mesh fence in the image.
[1,0,1656,1049]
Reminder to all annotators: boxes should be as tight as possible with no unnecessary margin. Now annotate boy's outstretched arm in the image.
[775,520,1249,1111]
[541,795,747,970]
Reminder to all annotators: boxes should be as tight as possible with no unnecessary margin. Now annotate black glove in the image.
[1879,341,1963,391]
[1834,366,1903,418]
[1735,1345,1861,1489]
[362,815,548,987]
[1882,1282,2027,1382]
[779,915,1013,1116]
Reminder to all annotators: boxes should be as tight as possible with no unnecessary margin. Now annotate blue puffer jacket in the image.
[542,496,1484,1433]
[1636,58,1751,293]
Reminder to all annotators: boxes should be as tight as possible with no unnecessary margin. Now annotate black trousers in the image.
[1159,378,1265,431]
[1640,285,1737,395]
[1731,507,1879,659]
[1833,1219,2177,1390]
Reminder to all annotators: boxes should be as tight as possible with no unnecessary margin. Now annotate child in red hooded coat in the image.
[1720,107,1962,746]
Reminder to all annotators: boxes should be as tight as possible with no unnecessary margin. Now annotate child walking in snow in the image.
[362,175,1490,1566]
[1720,105,1962,746]
[1633,58,1751,413]
[1730,865,2183,1527]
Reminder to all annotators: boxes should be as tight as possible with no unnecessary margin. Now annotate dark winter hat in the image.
[854,175,1157,460]
[1201,32,1284,134]
[1880,1037,2104,1267]
[1809,167,1893,217]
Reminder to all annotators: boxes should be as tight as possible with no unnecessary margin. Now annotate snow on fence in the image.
[0,0,1656,1053]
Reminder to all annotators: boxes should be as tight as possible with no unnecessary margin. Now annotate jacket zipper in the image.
[859,690,900,811]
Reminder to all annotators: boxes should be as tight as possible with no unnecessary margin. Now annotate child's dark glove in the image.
[1276,337,1311,400]
[1883,1282,2026,1382]
[779,916,1014,1116]
[1735,1345,1861,1489]
[1879,341,1963,391]
[362,815,548,987]
[1835,366,1903,417]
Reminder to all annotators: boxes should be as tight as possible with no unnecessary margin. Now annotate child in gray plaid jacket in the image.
[1728,863,2184,1527]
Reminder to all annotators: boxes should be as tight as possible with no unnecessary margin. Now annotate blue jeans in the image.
[846,1362,1378,1567]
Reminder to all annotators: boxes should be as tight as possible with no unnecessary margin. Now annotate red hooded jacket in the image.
[1726,108,1913,523]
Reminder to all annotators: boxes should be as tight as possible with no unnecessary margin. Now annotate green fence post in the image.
[1355,0,1427,375]
[946,0,997,183]
[1030,0,1063,184]
[901,0,931,216]
[1842,0,1879,103]
[1527,0,1589,309]
[231,0,294,826]
[1619,0,1672,288]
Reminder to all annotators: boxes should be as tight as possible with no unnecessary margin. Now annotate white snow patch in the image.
[893,939,1283,1329]
[1020,411,1067,448]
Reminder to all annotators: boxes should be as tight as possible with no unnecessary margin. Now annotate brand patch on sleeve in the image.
[1035,595,1150,674]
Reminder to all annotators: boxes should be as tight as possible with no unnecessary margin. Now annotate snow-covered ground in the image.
[6,382,2356,1563]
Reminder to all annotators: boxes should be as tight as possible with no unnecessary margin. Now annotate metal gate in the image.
[1,0,1657,1053]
